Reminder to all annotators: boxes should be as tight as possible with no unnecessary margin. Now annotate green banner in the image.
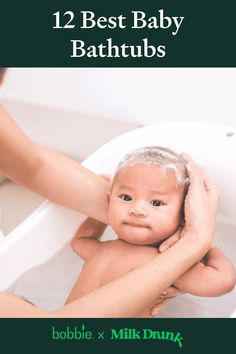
[1,318,235,353]
[0,0,236,66]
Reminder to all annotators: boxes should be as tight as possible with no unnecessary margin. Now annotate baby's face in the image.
[108,163,185,245]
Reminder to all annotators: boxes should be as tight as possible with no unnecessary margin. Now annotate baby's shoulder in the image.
[103,239,159,265]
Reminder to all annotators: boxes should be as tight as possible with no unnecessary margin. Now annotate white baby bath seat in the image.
[0,122,235,317]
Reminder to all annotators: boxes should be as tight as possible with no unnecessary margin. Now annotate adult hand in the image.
[100,174,113,184]
[159,153,219,253]
[181,153,219,242]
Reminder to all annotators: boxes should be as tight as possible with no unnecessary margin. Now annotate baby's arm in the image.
[174,245,236,296]
[71,217,108,261]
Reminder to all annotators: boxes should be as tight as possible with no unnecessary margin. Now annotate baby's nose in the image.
[128,205,147,217]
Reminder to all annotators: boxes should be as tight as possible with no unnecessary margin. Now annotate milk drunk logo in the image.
[52,9,185,58]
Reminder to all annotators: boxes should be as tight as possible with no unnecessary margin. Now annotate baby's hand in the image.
[150,286,184,316]
[159,227,183,253]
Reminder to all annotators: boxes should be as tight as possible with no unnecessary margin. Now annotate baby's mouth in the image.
[123,221,150,229]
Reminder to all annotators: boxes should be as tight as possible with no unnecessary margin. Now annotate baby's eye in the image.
[119,194,132,201]
[150,200,163,207]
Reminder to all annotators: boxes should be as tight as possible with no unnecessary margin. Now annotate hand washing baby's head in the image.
[107,146,189,246]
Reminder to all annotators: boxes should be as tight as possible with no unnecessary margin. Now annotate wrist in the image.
[181,229,212,252]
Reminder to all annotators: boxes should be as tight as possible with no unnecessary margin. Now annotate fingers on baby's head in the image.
[181,154,217,196]
[180,153,204,179]
[100,174,113,183]
[181,153,197,172]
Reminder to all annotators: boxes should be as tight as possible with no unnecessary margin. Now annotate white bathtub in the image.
[0,120,235,317]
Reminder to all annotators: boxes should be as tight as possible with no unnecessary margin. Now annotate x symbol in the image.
[98,332,105,339]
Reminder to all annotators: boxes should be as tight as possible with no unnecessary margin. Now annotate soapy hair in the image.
[115,146,189,186]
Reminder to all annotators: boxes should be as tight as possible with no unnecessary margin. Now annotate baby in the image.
[66,146,236,317]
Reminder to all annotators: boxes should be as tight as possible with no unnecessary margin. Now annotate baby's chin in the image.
[116,225,161,246]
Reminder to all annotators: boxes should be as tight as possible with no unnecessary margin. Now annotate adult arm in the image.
[71,174,112,259]
[0,105,109,223]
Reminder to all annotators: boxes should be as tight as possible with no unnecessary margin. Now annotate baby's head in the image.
[108,146,189,245]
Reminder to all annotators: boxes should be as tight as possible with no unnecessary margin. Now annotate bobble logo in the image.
[52,325,94,340]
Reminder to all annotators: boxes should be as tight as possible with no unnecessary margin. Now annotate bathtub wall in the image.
[1,68,235,126]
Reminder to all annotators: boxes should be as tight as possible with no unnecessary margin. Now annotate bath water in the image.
[7,217,236,317]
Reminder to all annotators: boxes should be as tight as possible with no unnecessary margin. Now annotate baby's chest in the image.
[96,244,158,284]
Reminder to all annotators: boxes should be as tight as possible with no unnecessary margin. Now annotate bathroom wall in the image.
[1,68,235,126]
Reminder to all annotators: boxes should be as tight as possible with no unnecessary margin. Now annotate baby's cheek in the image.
[108,205,123,228]
[154,210,179,233]
[166,212,182,231]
